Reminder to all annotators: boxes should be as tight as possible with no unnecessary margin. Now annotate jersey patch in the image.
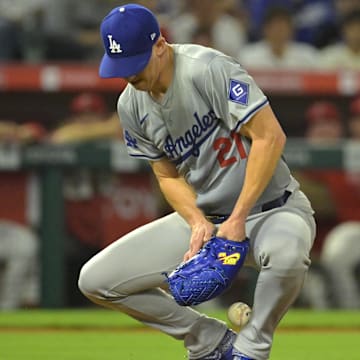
[228,79,249,106]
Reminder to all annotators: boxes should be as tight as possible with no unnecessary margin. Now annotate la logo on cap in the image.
[107,34,122,53]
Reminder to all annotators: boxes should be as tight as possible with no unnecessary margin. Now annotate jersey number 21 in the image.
[213,131,247,168]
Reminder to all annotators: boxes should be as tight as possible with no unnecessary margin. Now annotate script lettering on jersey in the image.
[164,109,218,160]
[124,130,138,149]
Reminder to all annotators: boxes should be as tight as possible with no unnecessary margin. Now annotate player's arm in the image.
[150,158,215,260]
[0,121,17,140]
[217,104,286,240]
[0,121,46,143]
[50,114,122,144]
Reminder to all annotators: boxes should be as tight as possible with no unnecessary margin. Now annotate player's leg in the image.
[320,221,360,308]
[0,222,38,310]
[78,212,228,359]
[233,199,316,359]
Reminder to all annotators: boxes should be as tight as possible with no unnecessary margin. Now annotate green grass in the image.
[1,308,359,328]
[271,333,358,360]
[0,309,359,359]
[0,331,184,360]
[0,309,142,329]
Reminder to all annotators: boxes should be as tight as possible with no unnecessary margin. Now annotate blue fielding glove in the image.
[165,236,250,306]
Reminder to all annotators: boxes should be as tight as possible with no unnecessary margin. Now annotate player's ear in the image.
[154,36,167,57]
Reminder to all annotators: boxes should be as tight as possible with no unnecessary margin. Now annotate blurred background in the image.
[0,0,359,312]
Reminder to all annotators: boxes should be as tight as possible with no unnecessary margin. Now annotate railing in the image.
[0,64,359,95]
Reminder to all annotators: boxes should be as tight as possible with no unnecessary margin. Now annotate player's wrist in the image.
[185,210,209,228]
[228,207,251,224]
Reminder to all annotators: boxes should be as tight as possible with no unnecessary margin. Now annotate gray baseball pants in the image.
[78,189,316,360]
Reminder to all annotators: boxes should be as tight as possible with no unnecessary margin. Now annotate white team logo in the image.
[228,80,249,106]
[232,84,245,97]
[107,34,122,53]
[150,32,156,41]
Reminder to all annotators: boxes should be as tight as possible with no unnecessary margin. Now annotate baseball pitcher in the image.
[78,4,316,360]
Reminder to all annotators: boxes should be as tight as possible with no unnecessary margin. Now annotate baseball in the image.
[227,302,252,328]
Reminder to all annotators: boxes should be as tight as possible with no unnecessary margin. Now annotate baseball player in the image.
[78,4,316,360]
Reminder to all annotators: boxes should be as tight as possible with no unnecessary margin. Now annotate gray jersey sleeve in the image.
[117,91,165,161]
[202,55,268,131]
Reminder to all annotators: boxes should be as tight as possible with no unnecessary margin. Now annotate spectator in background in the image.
[50,92,122,144]
[0,0,46,61]
[41,0,173,62]
[48,91,119,229]
[296,101,344,243]
[0,0,118,62]
[293,101,345,309]
[238,7,319,70]
[0,112,45,310]
[293,0,336,48]
[319,10,360,70]
[294,100,360,308]
[0,120,46,144]
[314,0,360,49]
[0,0,175,62]
[40,0,117,62]
[304,101,344,144]
[319,95,360,309]
[241,0,294,42]
[169,0,246,58]
[50,92,160,306]
[49,92,117,306]
[242,0,336,47]
[298,101,358,228]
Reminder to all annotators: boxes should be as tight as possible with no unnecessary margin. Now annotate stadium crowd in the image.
[0,0,359,70]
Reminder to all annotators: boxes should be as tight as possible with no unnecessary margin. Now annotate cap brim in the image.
[99,51,152,78]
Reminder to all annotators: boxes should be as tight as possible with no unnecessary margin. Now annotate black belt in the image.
[206,190,292,224]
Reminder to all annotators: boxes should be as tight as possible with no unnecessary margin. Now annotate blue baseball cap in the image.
[99,4,160,78]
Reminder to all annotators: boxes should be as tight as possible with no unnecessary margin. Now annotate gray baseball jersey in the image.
[118,44,297,215]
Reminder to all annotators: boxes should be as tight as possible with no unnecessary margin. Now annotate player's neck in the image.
[149,45,174,101]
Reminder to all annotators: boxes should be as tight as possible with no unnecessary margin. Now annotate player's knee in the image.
[78,257,130,302]
[78,259,110,301]
[78,261,96,299]
[259,235,311,276]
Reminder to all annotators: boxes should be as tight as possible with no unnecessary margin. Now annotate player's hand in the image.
[216,217,247,242]
[184,220,215,261]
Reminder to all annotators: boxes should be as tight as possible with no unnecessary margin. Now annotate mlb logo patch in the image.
[228,80,249,106]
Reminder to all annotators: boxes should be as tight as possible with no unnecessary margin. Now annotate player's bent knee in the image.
[78,257,133,302]
[77,261,99,299]
[259,236,311,276]
[78,260,117,301]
